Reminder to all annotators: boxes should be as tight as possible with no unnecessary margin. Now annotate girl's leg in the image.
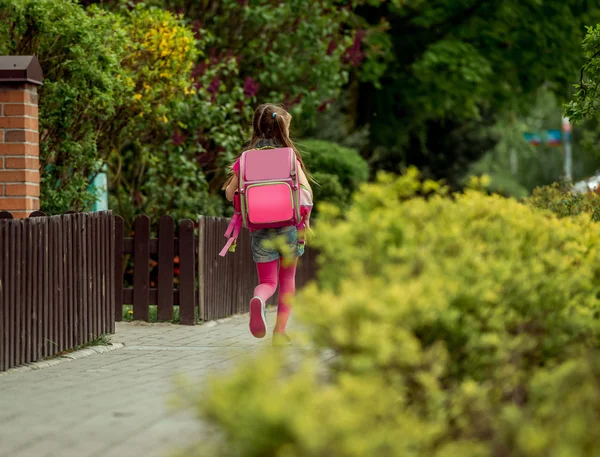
[274,258,298,334]
[250,260,279,338]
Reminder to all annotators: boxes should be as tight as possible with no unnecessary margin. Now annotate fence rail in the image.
[0,211,114,372]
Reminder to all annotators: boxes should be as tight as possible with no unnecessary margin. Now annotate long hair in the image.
[222,104,312,189]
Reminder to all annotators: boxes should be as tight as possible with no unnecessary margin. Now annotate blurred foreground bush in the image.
[178,168,600,457]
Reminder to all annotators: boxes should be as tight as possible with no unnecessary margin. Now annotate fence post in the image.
[157,215,175,321]
[197,217,205,322]
[179,219,195,325]
[133,215,150,321]
[114,216,124,322]
[0,56,43,218]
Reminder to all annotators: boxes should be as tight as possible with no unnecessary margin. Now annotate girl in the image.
[223,104,313,346]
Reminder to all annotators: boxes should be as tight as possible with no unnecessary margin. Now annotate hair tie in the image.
[272,113,277,118]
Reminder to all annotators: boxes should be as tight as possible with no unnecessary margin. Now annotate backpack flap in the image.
[246,182,295,224]
[240,148,300,229]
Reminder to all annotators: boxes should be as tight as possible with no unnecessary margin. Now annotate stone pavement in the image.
[0,309,294,457]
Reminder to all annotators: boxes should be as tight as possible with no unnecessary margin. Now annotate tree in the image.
[0,0,126,213]
[343,0,600,185]
[0,0,203,219]
[81,0,372,219]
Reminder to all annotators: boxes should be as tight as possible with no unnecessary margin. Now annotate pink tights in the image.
[254,259,297,334]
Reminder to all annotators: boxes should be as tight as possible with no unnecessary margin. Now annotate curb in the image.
[0,343,125,377]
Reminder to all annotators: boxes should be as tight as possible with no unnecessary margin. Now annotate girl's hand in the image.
[225,174,239,202]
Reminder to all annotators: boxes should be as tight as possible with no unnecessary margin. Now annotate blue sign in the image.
[546,129,562,146]
[525,130,563,146]
[525,132,542,145]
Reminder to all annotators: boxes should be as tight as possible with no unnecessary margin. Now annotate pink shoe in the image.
[249,296,267,338]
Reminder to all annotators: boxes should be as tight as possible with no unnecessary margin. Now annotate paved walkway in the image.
[0,310,296,457]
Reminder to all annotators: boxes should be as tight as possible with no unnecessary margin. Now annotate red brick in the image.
[0,184,4,196]
[0,131,3,143]
[0,117,38,130]
[0,89,27,103]
[5,157,39,169]
[4,130,38,144]
[0,157,3,168]
[0,197,39,210]
[0,143,39,156]
[5,183,39,197]
[0,170,40,183]
[0,88,37,103]
[3,104,38,118]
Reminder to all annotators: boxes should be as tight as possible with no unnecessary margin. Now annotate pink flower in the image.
[172,129,186,146]
[343,29,366,67]
[192,20,202,39]
[208,77,220,102]
[318,98,335,112]
[192,62,207,89]
[191,62,207,80]
[326,39,337,56]
[283,93,303,107]
[243,77,260,98]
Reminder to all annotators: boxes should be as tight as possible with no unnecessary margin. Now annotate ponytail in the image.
[223,103,315,190]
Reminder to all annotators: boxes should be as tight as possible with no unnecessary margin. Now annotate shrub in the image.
[0,0,125,213]
[299,139,369,210]
[177,168,600,457]
[0,0,202,217]
[526,182,600,222]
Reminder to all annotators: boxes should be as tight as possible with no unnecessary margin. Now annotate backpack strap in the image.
[219,212,243,257]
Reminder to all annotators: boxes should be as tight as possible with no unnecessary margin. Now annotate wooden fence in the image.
[0,211,114,372]
[0,211,317,371]
[114,215,317,323]
[114,215,196,325]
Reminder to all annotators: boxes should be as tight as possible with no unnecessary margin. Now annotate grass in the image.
[122,304,186,324]
[43,334,112,360]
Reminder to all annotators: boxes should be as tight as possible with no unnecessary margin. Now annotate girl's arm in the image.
[298,164,313,198]
[225,174,239,202]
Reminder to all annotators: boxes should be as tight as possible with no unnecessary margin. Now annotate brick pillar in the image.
[0,56,43,218]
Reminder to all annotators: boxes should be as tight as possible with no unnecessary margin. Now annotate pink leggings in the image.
[254,259,297,333]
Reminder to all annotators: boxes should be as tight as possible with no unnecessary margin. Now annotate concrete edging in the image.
[0,343,125,377]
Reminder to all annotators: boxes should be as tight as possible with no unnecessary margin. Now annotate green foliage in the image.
[80,0,363,221]
[103,4,235,226]
[335,0,600,185]
[471,90,567,197]
[0,0,125,213]
[179,168,600,457]
[566,23,600,123]
[526,182,600,222]
[109,141,224,227]
[141,0,355,121]
[300,139,369,209]
[0,0,211,221]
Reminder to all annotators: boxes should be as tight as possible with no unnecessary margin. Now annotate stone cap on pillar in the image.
[0,56,43,86]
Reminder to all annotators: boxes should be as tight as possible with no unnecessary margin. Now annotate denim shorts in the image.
[250,226,303,263]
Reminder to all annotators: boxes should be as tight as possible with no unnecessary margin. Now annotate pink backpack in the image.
[219,147,310,257]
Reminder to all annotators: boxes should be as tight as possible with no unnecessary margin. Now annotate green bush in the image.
[0,0,204,218]
[299,139,369,210]
[177,168,600,457]
[0,0,125,213]
[526,182,600,222]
